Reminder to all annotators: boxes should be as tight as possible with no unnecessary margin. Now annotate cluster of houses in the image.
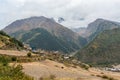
[105,67,120,72]
[23,43,32,51]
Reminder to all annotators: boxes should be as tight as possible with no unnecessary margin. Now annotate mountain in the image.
[74,18,120,41]
[75,28,120,66]
[3,16,87,53]
[0,31,23,50]
[86,18,120,41]
[71,27,86,36]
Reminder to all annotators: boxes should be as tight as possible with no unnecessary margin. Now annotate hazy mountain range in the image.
[3,16,87,53]
[1,16,120,66]
[72,18,120,41]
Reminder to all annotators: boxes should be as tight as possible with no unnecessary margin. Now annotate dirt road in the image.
[0,50,28,56]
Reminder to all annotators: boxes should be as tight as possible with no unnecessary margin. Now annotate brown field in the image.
[1,50,119,80]
[16,60,120,80]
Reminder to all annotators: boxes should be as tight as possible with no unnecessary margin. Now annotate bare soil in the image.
[0,50,28,56]
[2,50,119,80]
[17,60,120,80]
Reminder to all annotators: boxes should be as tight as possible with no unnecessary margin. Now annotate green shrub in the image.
[80,63,89,70]
[109,77,115,80]
[102,75,109,79]
[0,55,10,66]
[11,56,17,61]
[27,52,32,57]
[99,75,116,80]
[0,64,33,80]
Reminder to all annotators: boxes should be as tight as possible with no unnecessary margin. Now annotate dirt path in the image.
[0,50,28,56]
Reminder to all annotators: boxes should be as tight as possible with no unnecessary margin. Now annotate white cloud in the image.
[0,0,120,29]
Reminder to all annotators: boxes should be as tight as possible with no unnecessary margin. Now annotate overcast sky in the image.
[0,0,120,29]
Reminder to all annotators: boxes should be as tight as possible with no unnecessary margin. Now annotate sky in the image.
[0,0,120,29]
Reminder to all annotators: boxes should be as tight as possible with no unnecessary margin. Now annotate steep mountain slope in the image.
[0,31,23,50]
[86,19,120,40]
[75,28,120,66]
[3,16,79,40]
[16,28,85,53]
[86,18,120,41]
[73,18,120,41]
[3,16,87,53]
[71,27,86,36]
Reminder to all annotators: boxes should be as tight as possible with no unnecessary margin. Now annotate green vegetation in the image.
[75,28,120,66]
[27,52,32,57]
[0,55,33,80]
[0,31,10,37]
[87,18,120,42]
[11,56,17,61]
[11,28,87,53]
[4,16,88,53]
[0,31,24,50]
[96,74,117,80]
[0,55,11,66]
[0,64,33,80]
[0,52,90,80]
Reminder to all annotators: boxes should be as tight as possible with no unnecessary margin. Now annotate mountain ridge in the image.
[73,18,120,42]
[3,16,87,53]
[75,28,120,66]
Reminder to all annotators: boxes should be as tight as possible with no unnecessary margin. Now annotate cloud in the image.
[0,0,120,29]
